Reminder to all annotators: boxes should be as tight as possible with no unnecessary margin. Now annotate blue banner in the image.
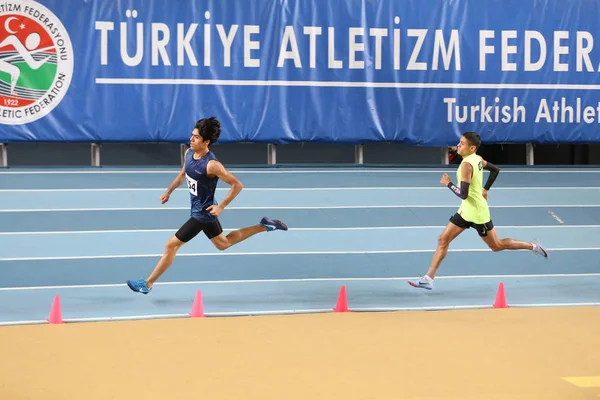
[0,0,599,145]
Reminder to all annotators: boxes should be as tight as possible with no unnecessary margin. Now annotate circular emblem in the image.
[0,1,73,125]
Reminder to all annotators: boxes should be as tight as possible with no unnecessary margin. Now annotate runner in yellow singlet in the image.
[408,132,548,290]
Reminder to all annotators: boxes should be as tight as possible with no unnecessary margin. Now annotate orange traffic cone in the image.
[190,290,205,318]
[493,282,508,308]
[333,285,349,312]
[48,295,64,324]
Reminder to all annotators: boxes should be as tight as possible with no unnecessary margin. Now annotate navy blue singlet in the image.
[184,150,219,222]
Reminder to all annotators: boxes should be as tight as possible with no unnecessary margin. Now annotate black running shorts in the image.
[175,217,223,242]
[449,212,494,237]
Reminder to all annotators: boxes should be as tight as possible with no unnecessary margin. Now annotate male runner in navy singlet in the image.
[127,117,288,294]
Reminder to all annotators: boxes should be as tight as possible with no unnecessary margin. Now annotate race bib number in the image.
[185,174,198,196]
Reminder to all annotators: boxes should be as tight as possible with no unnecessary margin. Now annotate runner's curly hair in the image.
[194,116,221,147]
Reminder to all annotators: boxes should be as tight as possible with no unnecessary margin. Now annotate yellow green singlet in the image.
[456,153,490,224]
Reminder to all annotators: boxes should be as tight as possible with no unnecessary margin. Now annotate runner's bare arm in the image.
[160,149,188,204]
[207,160,243,211]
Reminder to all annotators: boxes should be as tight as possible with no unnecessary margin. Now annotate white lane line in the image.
[1,204,600,212]
[2,169,600,174]
[0,247,599,262]
[0,273,599,291]
[1,186,599,192]
[1,225,600,235]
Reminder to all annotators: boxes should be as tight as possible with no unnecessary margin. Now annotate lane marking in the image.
[2,204,600,212]
[1,247,600,262]
[2,169,600,175]
[1,224,600,235]
[1,186,600,192]
[548,210,566,224]
[1,273,600,291]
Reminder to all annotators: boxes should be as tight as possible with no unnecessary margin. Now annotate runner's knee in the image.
[213,238,230,251]
[437,234,451,248]
[488,240,503,252]
[166,236,184,252]
[214,242,229,251]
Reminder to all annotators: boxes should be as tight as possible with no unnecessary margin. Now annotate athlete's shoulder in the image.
[206,157,225,176]
[473,154,484,170]
[464,153,482,165]
[472,154,483,164]
[460,157,474,167]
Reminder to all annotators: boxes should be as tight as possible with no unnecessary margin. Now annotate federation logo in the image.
[0,0,73,125]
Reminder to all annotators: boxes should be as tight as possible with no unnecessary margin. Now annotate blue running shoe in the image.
[260,217,288,232]
[127,279,152,294]
[408,276,433,290]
